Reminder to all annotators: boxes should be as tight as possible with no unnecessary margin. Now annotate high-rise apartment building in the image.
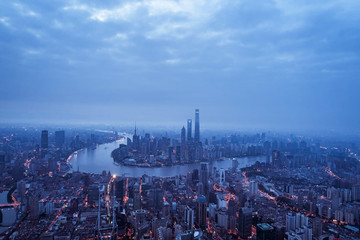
[200,162,208,194]
[196,195,207,229]
[238,207,252,239]
[184,206,194,230]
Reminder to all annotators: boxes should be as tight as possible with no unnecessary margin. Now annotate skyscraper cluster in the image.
[181,109,203,163]
[2,117,360,239]
[114,109,203,166]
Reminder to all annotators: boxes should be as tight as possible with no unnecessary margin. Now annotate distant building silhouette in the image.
[181,126,186,146]
[133,124,139,152]
[187,119,192,142]
[272,150,281,167]
[55,130,65,148]
[41,130,48,149]
[41,130,48,157]
[194,109,200,143]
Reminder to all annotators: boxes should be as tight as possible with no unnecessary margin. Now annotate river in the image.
[0,191,17,234]
[69,140,266,177]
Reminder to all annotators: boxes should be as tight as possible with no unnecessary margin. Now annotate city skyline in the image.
[1,117,360,239]
[1,1,360,238]
[1,1,360,132]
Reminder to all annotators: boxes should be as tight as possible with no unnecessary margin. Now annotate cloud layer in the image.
[1,0,360,132]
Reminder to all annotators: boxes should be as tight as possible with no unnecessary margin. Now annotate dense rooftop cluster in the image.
[0,125,360,239]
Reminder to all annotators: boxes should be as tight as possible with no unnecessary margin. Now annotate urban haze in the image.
[1,1,360,240]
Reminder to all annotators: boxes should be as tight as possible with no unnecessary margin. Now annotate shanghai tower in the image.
[194,109,200,143]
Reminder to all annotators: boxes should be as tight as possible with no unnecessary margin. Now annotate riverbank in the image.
[111,145,264,168]
[68,140,266,177]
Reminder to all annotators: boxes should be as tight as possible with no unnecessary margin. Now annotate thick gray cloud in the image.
[0,0,359,132]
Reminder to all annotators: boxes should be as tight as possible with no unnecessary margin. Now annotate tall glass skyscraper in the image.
[181,126,186,146]
[187,119,192,142]
[194,109,200,143]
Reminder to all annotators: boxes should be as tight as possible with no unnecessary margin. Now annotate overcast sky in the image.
[0,0,359,132]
